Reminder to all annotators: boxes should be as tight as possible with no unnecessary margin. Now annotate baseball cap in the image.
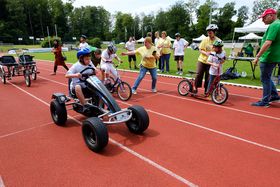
[259,8,277,18]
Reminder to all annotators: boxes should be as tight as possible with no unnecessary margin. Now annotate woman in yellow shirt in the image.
[157,31,171,73]
[194,24,221,93]
[122,37,160,94]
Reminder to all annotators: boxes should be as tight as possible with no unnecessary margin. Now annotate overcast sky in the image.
[66,0,256,15]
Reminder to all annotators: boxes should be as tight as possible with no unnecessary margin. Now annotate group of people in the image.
[51,8,279,109]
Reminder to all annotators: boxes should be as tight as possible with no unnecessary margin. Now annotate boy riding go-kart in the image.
[50,48,149,152]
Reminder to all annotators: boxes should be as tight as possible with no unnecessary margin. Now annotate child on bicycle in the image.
[206,40,226,93]
[65,48,98,111]
[100,44,123,83]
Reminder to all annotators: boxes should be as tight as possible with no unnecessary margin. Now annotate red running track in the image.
[0,60,279,187]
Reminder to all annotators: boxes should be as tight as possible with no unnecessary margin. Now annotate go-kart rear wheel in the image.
[82,117,108,152]
[178,79,192,96]
[126,105,149,134]
[117,81,132,101]
[211,85,228,105]
[1,74,6,84]
[31,66,37,80]
[50,100,67,126]
[24,72,31,87]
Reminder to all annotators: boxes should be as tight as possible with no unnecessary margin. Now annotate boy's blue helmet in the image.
[77,48,91,59]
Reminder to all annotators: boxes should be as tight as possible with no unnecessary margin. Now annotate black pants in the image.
[195,61,210,92]
[54,64,69,72]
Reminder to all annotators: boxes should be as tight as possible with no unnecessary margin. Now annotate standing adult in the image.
[252,8,280,107]
[193,24,220,93]
[154,31,162,70]
[121,37,159,94]
[125,37,137,69]
[51,39,69,75]
[158,31,171,73]
[173,33,189,75]
[79,35,89,49]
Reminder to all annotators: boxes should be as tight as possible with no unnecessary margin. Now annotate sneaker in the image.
[251,101,270,107]
[151,88,157,93]
[132,89,137,94]
[269,96,280,103]
[176,71,180,74]
[157,69,161,72]
[179,71,183,76]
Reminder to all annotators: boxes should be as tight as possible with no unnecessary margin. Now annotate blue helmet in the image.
[77,48,91,59]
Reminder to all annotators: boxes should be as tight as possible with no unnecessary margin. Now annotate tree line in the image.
[0,0,279,44]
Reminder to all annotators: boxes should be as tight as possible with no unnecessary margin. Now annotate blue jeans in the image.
[132,65,157,90]
[260,63,279,103]
[207,75,217,93]
[160,53,170,72]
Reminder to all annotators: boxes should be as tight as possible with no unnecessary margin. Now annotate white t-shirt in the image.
[79,42,89,49]
[67,61,96,89]
[125,41,136,51]
[173,38,188,56]
[208,51,226,76]
[101,49,117,64]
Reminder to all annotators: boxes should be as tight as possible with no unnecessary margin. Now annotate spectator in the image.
[79,35,89,49]
[243,43,254,57]
[252,8,280,107]
[154,31,162,71]
[193,24,221,94]
[51,39,69,75]
[125,37,137,69]
[121,37,159,94]
[158,31,171,73]
[173,33,189,76]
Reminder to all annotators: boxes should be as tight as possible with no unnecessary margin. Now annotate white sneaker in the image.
[179,71,183,76]
[157,69,160,72]
[176,71,180,74]
[151,88,157,93]
[132,89,137,94]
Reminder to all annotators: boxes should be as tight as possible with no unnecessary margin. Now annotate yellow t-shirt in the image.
[135,46,158,69]
[158,38,171,54]
[198,36,221,64]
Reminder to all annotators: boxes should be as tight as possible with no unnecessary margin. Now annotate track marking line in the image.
[0,176,5,187]
[39,75,280,153]
[7,81,197,186]
[38,75,279,121]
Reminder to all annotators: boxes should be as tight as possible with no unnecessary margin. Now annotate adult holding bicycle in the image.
[121,37,159,94]
[193,24,221,94]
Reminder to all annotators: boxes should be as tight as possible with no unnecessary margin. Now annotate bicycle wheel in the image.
[211,85,228,105]
[178,79,193,96]
[117,81,132,101]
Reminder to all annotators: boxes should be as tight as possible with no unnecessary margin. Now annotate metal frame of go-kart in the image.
[50,72,149,152]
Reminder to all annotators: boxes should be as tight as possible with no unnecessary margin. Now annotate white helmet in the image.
[206,24,218,31]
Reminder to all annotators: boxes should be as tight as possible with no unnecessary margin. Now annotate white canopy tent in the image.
[238,33,262,40]
[234,18,268,33]
[193,34,206,42]
[137,37,145,43]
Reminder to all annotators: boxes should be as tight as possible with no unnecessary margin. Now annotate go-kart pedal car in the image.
[50,67,149,152]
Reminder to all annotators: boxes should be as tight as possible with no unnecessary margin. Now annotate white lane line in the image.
[39,75,280,153]
[7,81,196,186]
[0,176,5,187]
[38,75,280,121]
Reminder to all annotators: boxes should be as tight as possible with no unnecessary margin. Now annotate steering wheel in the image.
[79,66,96,81]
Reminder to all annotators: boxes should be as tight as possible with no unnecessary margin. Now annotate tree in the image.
[154,9,168,34]
[113,12,134,42]
[235,6,249,28]
[185,0,200,26]
[251,0,280,22]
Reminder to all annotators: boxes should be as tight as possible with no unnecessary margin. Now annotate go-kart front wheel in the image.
[126,105,149,134]
[50,100,67,126]
[82,117,108,152]
[1,74,6,84]
[24,72,31,87]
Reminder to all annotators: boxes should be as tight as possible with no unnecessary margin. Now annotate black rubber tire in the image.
[50,100,67,126]
[211,85,228,105]
[24,72,31,87]
[82,117,108,152]
[117,81,132,101]
[1,74,6,84]
[126,105,149,134]
[31,66,37,80]
[178,79,192,96]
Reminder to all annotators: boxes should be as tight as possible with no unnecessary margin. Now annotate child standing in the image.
[206,40,226,93]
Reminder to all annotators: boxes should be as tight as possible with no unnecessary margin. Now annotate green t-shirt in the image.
[260,19,280,63]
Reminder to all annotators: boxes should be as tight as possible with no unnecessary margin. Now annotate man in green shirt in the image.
[252,8,280,107]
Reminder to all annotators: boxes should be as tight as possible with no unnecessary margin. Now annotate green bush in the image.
[88,37,101,48]
[40,37,61,48]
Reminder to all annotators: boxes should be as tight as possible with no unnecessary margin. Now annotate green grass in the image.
[1,45,279,88]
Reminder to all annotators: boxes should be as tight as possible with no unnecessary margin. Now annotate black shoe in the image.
[269,96,280,103]
[251,101,270,107]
